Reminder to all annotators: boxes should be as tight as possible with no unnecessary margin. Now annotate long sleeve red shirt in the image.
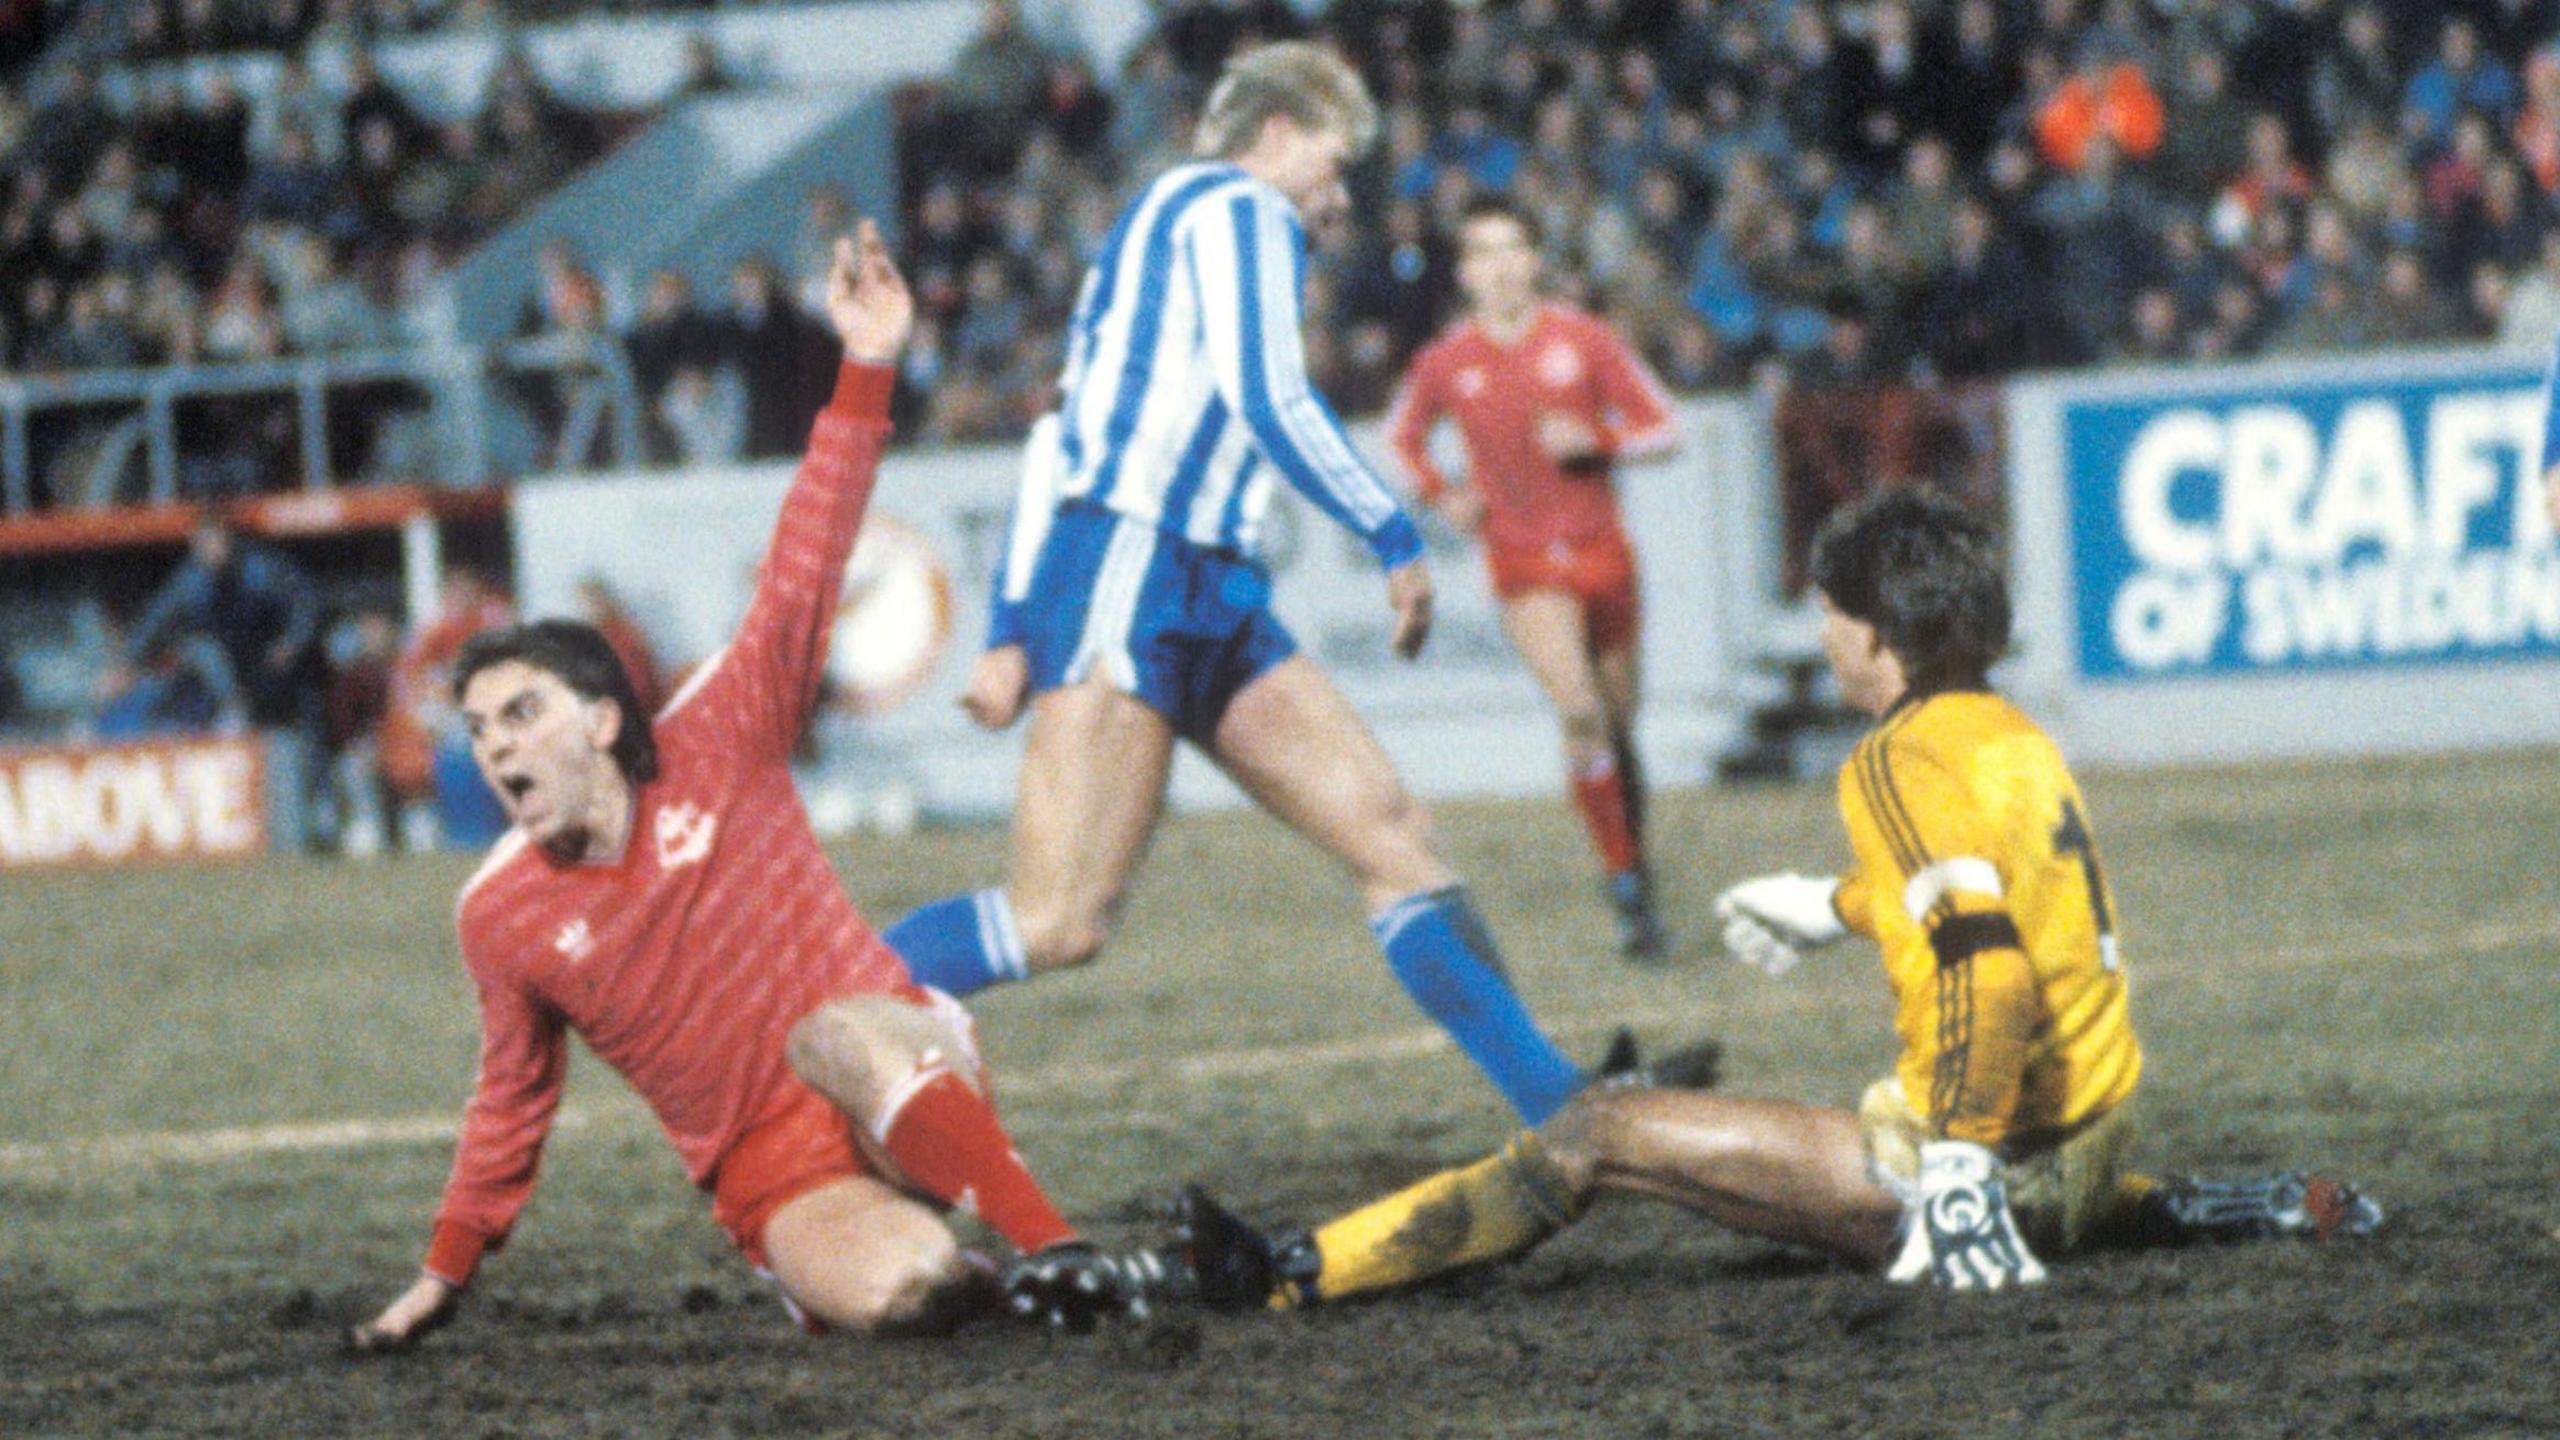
[424,361,910,1285]
[1383,303,1677,552]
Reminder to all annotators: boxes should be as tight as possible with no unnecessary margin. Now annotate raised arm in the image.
[1188,189,1423,570]
[679,223,915,757]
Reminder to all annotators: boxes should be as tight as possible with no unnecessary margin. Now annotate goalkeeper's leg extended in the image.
[1166,1086,1903,1309]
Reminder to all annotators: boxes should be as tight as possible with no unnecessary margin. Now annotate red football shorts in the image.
[1486,530,1641,654]
[708,983,982,1270]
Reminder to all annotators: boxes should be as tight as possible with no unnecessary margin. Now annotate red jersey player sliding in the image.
[1385,195,1680,958]
[350,223,1144,1352]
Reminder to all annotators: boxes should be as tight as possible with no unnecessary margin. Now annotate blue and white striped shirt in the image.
[1050,161,1423,569]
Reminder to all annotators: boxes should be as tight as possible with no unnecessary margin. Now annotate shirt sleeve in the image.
[1382,353,1452,504]
[672,359,895,758]
[1841,734,2041,1149]
[425,927,569,1287]
[1586,322,1679,462]
[986,412,1066,651]
[1187,188,1423,569]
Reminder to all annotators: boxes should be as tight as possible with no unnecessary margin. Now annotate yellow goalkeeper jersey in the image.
[1832,688,2142,1152]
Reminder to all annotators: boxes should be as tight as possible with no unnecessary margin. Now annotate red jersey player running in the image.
[1385,195,1681,957]
[350,223,1140,1351]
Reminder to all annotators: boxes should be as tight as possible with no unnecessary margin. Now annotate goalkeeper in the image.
[1147,488,2378,1310]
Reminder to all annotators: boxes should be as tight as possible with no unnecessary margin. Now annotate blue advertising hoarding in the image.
[2063,360,2560,680]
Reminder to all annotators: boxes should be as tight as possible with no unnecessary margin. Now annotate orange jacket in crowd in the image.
[2034,62,2165,173]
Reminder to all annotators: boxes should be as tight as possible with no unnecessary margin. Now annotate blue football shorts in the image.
[1018,500,1298,744]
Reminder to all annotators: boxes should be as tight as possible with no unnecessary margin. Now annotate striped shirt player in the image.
[353,230,1105,1350]
[1383,196,1681,956]
[985,156,1422,715]
[884,42,1595,1129]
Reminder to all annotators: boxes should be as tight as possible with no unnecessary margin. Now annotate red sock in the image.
[875,1067,1077,1254]
[1570,753,1642,875]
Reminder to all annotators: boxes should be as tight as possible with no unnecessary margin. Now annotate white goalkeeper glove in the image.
[1886,1140,2048,1291]
[1712,873,1845,976]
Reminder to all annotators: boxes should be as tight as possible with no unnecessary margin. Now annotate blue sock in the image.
[1371,886,1587,1124]
[882,889,1029,998]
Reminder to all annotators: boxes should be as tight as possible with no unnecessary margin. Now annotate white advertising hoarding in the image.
[512,403,1760,822]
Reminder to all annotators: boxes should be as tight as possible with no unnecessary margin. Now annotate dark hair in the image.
[1809,487,2010,695]
[1458,192,1542,248]
[451,620,660,783]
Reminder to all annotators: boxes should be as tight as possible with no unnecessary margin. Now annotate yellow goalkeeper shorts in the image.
[1857,1077,2139,1256]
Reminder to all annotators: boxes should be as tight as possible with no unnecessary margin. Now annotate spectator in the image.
[2404,18,2519,148]
[106,512,326,844]
[2497,228,2560,347]
[2157,45,2251,201]
[1920,0,2020,166]
[1914,199,2035,379]
[2372,246,2462,344]
[2114,286,2188,365]
[2032,52,2165,174]
[324,608,399,858]
[625,267,722,449]
[2313,5,2404,137]
[1884,136,1960,280]
[2211,112,2318,248]
[942,0,1054,176]
[718,256,837,460]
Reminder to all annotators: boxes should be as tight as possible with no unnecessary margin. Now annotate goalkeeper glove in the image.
[1712,873,1845,976]
[1886,1140,2048,1291]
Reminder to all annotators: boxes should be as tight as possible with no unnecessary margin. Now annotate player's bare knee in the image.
[1560,704,1609,752]
[832,1233,966,1338]
[787,996,949,1116]
[1533,1094,1609,1199]
[785,1003,869,1100]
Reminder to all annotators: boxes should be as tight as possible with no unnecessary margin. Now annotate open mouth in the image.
[498,774,535,803]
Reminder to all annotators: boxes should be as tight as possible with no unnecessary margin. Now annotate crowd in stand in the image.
[19,0,2560,468]
[876,0,2560,447]
[0,40,664,501]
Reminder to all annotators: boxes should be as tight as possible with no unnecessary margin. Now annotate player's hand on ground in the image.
[998,1241,1161,1332]
[1712,872,1845,976]
[960,645,1031,730]
[1430,489,1485,536]
[346,1273,459,1357]
[1386,559,1434,660]
[1886,1141,2048,1291]
[827,219,914,365]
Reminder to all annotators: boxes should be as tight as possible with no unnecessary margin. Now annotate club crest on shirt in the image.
[1538,343,1583,388]
[553,918,596,963]
[655,801,717,869]
[1455,367,1488,399]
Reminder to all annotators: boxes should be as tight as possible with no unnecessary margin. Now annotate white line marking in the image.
[2,917,2549,1178]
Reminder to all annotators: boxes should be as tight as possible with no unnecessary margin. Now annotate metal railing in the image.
[0,334,646,513]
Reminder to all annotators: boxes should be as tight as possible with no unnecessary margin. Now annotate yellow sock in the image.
[1300,1132,1586,1304]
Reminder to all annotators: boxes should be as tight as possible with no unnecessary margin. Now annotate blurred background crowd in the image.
[6,0,2560,849]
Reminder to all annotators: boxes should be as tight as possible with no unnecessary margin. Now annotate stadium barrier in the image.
[0,334,644,514]
[509,398,1768,822]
